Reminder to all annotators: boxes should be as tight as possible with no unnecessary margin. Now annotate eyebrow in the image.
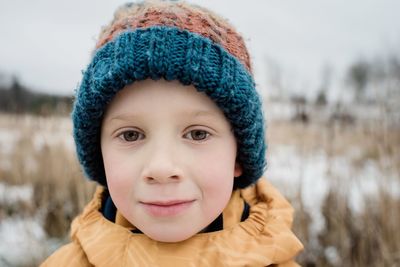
[106,113,141,123]
[188,110,217,118]
[107,109,217,122]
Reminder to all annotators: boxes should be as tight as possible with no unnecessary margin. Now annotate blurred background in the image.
[0,0,399,266]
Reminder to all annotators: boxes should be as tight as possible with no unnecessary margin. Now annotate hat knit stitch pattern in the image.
[72,0,266,189]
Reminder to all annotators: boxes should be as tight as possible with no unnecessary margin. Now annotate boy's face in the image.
[101,79,242,242]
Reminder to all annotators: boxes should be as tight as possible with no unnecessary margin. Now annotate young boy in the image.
[41,1,303,266]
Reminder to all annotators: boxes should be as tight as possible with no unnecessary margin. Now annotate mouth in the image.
[140,200,195,217]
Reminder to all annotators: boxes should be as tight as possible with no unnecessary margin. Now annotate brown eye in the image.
[121,130,143,142]
[187,130,209,141]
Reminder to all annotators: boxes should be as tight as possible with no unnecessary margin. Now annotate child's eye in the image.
[184,130,210,141]
[118,130,144,142]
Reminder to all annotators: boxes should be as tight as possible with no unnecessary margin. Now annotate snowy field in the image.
[0,105,399,266]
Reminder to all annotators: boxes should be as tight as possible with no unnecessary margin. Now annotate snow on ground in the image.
[265,144,400,238]
[266,145,330,235]
[0,115,75,172]
[0,183,41,266]
[0,183,64,267]
[0,115,74,154]
[0,216,48,267]
[0,129,20,156]
[0,183,33,207]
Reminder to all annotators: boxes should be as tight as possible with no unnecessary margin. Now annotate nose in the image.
[141,142,182,184]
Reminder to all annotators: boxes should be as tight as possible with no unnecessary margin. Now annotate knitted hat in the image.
[72,0,266,189]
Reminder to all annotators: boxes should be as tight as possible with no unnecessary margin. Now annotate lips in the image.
[140,200,195,217]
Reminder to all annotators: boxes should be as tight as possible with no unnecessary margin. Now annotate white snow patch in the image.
[0,216,48,267]
[0,183,65,266]
[265,144,400,237]
[0,129,20,155]
[0,183,33,206]
[33,130,75,152]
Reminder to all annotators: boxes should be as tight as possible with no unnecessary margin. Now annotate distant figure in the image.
[41,1,303,266]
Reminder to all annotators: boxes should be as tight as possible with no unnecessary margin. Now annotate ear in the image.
[234,162,243,177]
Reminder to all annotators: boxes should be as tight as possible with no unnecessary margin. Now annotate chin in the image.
[144,228,197,243]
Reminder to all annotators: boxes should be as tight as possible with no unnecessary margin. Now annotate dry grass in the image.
[0,112,399,266]
[268,119,400,163]
[267,118,400,266]
[0,114,96,240]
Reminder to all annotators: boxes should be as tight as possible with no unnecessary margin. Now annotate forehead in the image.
[103,79,226,121]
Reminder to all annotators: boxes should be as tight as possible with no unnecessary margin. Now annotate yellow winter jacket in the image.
[41,178,303,267]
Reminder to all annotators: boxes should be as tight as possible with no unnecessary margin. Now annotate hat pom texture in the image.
[72,1,266,189]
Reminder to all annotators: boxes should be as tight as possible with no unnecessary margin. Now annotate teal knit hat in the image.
[72,1,266,189]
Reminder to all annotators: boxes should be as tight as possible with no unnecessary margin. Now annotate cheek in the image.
[193,142,236,203]
[102,149,137,208]
[103,149,124,184]
[198,162,234,222]
[103,145,136,184]
[194,141,237,179]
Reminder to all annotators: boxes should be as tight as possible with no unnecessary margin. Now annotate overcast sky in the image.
[0,0,399,99]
